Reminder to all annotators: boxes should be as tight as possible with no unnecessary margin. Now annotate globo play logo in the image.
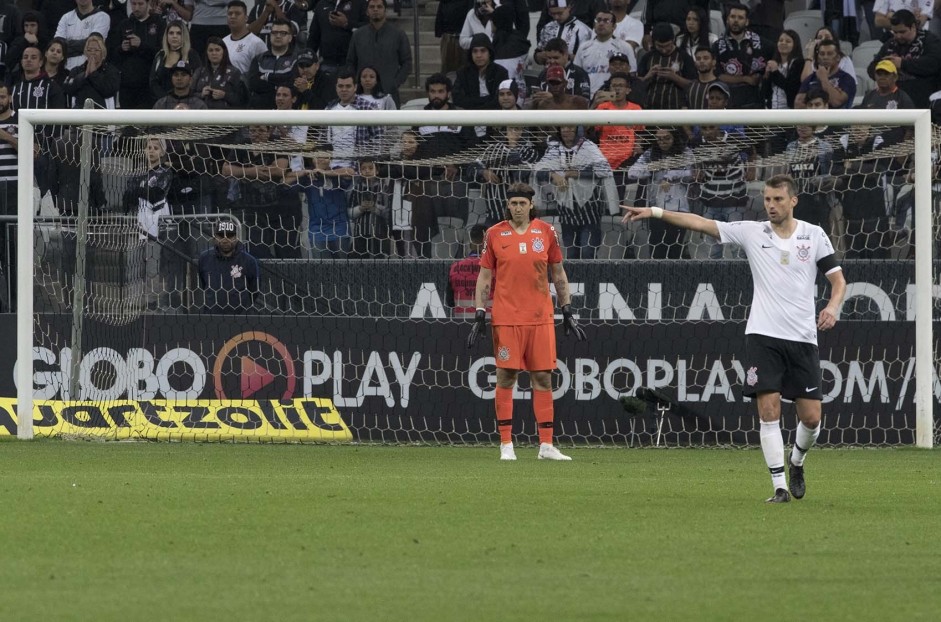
[212,332,297,399]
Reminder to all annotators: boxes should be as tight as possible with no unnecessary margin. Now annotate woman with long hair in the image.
[627,127,694,259]
[43,37,68,86]
[675,7,717,59]
[764,29,809,110]
[356,65,396,110]
[150,21,202,100]
[191,36,245,109]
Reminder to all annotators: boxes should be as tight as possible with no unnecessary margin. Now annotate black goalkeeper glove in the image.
[562,304,587,341]
[466,309,487,349]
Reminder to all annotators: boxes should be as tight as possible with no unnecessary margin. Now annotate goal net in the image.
[9,108,938,447]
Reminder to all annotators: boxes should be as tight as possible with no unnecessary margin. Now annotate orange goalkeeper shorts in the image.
[491,324,556,371]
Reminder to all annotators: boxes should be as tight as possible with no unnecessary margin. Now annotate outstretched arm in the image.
[818,268,846,330]
[621,205,721,239]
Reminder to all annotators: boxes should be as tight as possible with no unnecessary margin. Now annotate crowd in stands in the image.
[0,0,938,267]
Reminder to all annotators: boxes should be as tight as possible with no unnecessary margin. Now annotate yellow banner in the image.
[0,399,353,442]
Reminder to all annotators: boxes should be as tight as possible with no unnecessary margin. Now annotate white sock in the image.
[790,422,821,467]
[760,420,786,491]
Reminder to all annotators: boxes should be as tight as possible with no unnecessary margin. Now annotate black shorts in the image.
[743,334,823,401]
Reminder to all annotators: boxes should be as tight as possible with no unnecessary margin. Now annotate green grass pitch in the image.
[1,443,939,621]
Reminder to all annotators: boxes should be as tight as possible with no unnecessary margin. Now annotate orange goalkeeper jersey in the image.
[480,219,563,326]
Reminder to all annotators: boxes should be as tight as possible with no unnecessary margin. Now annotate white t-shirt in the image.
[574,37,637,95]
[716,219,840,345]
[223,33,268,74]
[614,14,644,47]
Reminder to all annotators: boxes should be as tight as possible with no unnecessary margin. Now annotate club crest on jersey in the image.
[796,244,811,262]
[230,265,243,279]
[498,346,510,361]
[746,366,758,386]
[531,238,545,253]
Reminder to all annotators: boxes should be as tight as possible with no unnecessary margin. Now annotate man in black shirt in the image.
[197,218,260,314]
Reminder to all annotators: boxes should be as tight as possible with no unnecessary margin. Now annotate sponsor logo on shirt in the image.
[796,234,810,240]
[531,228,542,233]
[500,230,512,236]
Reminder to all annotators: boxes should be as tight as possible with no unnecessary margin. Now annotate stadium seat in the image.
[783,14,824,49]
[709,10,724,38]
[786,9,824,21]
[840,39,853,58]
[852,40,883,72]
[854,71,873,106]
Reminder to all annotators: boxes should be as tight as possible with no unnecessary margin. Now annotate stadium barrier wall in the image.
[3,260,937,445]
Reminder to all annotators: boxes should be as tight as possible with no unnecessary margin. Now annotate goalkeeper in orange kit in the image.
[467,182,587,460]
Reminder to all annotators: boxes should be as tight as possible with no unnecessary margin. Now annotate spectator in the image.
[446,223,489,318]
[800,27,856,85]
[308,0,367,84]
[534,125,618,259]
[55,0,111,70]
[192,35,246,109]
[62,32,119,108]
[529,60,588,110]
[0,83,17,221]
[863,58,916,108]
[122,137,173,240]
[474,117,539,226]
[687,46,719,109]
[356,64,396,110]
[346,0,412,107]
[574,9,636,97]
[153,59,207,108]
[608,0,643,49]
[795,38,855,109]
[108,0,163,110]
[628,127,694,259]
[496,78,521,109]
[221,125,300,259]
[453,32,509,110]
[197,218,260,315]
[150,20,201,101]
[692,117,754,259]
[188,0,229,56]
[676,6,717,59]
[459,0,494,50]
[645,0,706,32]
[6,11,48,76]
[534,0,591,64]
[713,2,771,109]
[748,0,787,44]
[249,0,306,47]
[385,129,422,257]
[874,0,932,30]
[490,4,530,86]
[246,18,297,109]
[528,61,589,109]
[867,9,941,108]
[536,0,605,34]
[413,73,476,258]
[591,72,642,175]
[272,84,306,171]
[287,143,353,258]
[801,88,841,142]
[150,0,195,25]
[38,0,73,42]
[764,29,809,110]
[835,125,893,259]
[293,48,332,110]
[222,0,266,74]
[785,124,835,231]
[347,156,389,258]
[325,67,382,167]
[42,37,68,85]
[638,22,696,110]
[532,37,590,101]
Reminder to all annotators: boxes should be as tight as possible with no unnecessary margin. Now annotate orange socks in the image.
[533,389,554,445]
[495,386,514,444]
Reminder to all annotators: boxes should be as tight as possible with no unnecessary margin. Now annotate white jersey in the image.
[224,33,268,74]
[574,37,637,95]
[716,219,840,345]
[55,9,112,70]
[614,14,644,47]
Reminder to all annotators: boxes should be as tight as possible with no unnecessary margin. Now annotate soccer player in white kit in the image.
[623,174,846,503]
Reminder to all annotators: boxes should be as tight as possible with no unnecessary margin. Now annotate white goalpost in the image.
[13,108,936,447]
